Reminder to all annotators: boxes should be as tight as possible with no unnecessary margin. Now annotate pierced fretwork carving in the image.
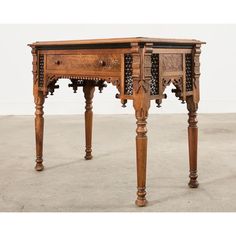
[124,54,133,95]
[162,77,183,93]
[185,54,193,92]
[172,77,183,92]
[39,54,44,88]
[150,54,159,95]
[48,79,59,95]
[68,79,85,93]
[68,79,107,93]
[42,75,118,97]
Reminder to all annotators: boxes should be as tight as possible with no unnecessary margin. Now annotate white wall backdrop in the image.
[0,24,235,115]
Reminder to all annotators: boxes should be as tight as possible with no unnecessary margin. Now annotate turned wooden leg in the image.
[131,43,152,206]
[187,96,199,188]
[134,109,149,207]
[83,82,95,160]
[34,92,45,171]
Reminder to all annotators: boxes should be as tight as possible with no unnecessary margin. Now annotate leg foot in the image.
[135,188,147,207]
[188,181,199,188]
[188,171,199,188]
[135,199,147,207]
[35,162,44,171]
[84,154,93,160]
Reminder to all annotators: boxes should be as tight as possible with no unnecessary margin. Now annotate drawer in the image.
[46,54,121,75]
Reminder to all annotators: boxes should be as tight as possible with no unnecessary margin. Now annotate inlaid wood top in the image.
[29,37,205,47]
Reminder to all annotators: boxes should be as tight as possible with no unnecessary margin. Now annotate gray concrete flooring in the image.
[0,114,236,212]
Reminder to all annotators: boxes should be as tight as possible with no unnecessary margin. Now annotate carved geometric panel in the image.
[150,54,159,95]
[124,54,133,95]
[185,54,193,91]
[39,54,44,88]
[160,54,183,73]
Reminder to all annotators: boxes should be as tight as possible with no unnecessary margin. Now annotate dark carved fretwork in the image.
[124,54,133,95]
[39,54,44,88]
[68,79,85,93]
[48,79,59,95]
[42,75,114,97]
[68,78,107,93]
[150,54,159,95]
[185,54,193,92]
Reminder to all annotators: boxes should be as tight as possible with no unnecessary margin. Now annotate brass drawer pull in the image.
[54,60,62,65]
[99,60,106,67]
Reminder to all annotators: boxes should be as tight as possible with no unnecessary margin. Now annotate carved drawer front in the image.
[46,54,121,76]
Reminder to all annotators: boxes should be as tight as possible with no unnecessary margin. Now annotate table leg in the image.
[134,107,149,207]
[34,92,45,171]
[83,82,95,160]
[187,96,199,188]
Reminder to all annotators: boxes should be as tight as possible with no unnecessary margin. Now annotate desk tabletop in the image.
[29,37,205,47]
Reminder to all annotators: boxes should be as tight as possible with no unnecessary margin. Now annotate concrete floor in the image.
[0,114,236,212]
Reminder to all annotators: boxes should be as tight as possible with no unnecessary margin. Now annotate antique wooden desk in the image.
[28,37,205,207]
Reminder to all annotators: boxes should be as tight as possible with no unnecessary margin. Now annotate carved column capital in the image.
[131,43,153,95]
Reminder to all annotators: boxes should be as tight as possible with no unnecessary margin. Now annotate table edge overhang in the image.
[28,37,206,48]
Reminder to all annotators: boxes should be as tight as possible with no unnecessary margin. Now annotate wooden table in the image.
[28,37,205,207]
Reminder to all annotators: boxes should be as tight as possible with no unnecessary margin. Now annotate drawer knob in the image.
[99,60,106,67]
[55,60,62,65]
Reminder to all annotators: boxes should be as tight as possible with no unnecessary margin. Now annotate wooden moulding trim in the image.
[149,95,165,100]
[28,37,205,47]
[39,49,132,55]
[45,70,121,77]
[30,43,132,51]
[45,74,120,80]
[161,71,183,77]
[186,91,194,96]
[122,95,133,100]
[153,48,192,54]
